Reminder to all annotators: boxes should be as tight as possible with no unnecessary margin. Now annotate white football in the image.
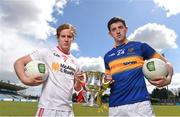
[25,60,49,81]
[142,58,168,80]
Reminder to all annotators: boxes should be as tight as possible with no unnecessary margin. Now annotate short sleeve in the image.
[29,48,48,61]
[141,43,156,60]
[104,55,111,75]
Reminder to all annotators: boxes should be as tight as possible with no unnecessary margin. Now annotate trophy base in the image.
[82,103,99,108]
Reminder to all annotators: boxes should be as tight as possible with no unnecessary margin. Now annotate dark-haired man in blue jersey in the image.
[104,17,173,117]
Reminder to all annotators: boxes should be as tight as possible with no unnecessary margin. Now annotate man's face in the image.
[109,21,128,44]
[57,29,73,52]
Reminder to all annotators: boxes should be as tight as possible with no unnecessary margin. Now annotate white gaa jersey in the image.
[30,47,80,111]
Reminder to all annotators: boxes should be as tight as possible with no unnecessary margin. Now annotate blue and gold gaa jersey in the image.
[104,41,161,107]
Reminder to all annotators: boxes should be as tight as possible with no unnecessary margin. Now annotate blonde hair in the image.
[56,23,76,40]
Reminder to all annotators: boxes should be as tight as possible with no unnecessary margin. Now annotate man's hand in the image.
[22,75,44,86]
[74,71,85,91]
[74,71,84,83]
[104,75,114,85]
[148,76,171,87]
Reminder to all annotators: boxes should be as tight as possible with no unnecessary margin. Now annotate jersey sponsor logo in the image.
[123,61,137,65]
[53,52,75,64]
[109,56,144,75]
[52,62,60,71]
[51,62,75,75]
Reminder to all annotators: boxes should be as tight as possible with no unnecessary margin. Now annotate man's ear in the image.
[108,31,112,37]
[56,35,60,42]
[56,34,59,39]
[125,27,128,33]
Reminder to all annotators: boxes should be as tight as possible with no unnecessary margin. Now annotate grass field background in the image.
[0,101,180,116]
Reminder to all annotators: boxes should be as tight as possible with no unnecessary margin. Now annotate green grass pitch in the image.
[0,101,180,116]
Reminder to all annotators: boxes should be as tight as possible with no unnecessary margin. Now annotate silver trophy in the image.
[82,71,105,107]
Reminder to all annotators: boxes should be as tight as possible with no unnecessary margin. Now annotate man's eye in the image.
[68,36,73,38]
[61,35,65,38]
[118,26,124,29]
[111,28,116,32]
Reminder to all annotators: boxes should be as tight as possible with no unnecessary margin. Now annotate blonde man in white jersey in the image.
[14,23,83,117]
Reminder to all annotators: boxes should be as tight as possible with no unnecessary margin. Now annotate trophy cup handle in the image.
[96,74,111,106]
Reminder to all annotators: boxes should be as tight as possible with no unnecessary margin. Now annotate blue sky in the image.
[0,0,180,95]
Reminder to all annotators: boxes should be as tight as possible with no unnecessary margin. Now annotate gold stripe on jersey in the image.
[109,56,144,75]
[152,53,161,58]
[105,69,111,75]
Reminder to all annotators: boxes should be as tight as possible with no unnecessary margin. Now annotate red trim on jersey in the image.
[38,108,44,117]
[77,90,84,103]
[62,54,68,62]
[57,46,70,55]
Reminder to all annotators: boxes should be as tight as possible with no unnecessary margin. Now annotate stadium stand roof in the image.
[0,81,27,91]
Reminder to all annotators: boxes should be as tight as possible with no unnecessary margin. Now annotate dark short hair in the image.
[107,17,127,31]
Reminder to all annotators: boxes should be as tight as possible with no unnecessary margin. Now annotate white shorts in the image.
[109,101,155,117]
[35,107,74,117]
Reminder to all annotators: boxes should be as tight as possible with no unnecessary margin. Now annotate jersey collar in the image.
[114,40,129,48]
[57,46,70,55]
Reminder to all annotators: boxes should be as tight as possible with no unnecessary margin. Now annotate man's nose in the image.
[64,37,69,41]
[116,29,120,33]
